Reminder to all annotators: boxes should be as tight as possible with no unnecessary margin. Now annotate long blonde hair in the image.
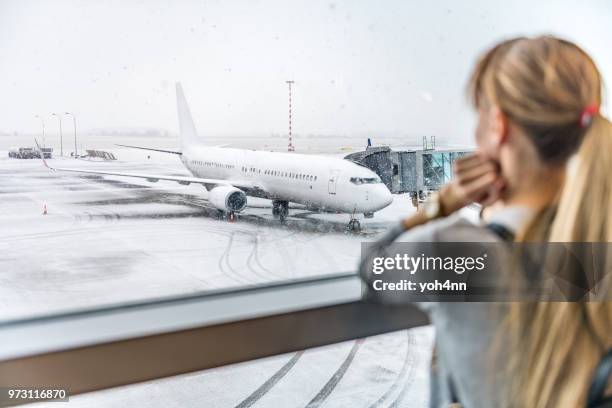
[468,36,612,408]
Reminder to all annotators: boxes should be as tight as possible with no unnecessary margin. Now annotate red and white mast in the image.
[286,80,295,152]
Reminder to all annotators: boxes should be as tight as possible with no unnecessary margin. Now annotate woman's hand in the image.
[439,153,505,215]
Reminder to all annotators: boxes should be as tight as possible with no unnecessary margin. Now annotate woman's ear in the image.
[489,106,509,150]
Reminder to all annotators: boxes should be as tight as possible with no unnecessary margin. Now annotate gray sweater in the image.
[363,207,533,408]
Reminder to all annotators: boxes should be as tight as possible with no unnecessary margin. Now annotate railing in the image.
[0,273,430,407]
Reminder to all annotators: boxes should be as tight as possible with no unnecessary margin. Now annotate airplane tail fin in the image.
[176,83,199,150]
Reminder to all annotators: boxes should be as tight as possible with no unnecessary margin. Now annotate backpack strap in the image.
[486,223,515,242]
[587,348,612,407]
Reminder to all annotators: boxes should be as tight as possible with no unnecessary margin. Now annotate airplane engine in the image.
[208,186,247,212]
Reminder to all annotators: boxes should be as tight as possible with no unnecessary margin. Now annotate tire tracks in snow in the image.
[305,339,365,408]
[233,351,304,408]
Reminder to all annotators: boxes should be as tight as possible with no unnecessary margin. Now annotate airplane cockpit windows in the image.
[350,177,382,185]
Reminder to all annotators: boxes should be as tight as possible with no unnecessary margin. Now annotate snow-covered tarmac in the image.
[0,149,434,407]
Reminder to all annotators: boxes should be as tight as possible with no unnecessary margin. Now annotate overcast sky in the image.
[0,0,610,143]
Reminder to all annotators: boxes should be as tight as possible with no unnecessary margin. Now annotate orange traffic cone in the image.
[43,204,47,215]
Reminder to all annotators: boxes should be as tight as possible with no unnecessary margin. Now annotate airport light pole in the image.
[286,80,295,152]
[64,112,77,158]
[34,115,46,147]
[51,113,63,156]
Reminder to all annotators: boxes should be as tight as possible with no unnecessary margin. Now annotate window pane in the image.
[48,328,434,408]
[1,3,610,406]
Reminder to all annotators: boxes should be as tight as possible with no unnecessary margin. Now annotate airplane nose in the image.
[381,187,393,207]
[373,185,393,210]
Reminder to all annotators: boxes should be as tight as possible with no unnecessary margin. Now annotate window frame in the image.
[0,274,429,401]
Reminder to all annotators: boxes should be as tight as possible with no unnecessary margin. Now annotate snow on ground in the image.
[0,152,417,319]
[0,147,435,408]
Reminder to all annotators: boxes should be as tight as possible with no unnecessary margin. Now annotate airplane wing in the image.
[115,143,230,153]
[35,140,260,191]
[115,144,182,155]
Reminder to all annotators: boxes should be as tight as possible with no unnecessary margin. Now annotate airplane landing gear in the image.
[346,218,361,233]
[217,209,237,222]
[272,200,289,222]
[346,210,361,233]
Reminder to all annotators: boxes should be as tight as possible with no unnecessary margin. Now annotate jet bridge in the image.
[344,145,473,198]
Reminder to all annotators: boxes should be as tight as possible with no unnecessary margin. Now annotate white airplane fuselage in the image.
[182,146,393,214]
[41,83,394,221]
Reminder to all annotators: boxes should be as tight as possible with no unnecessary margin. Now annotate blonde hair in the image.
[468,36,612,408]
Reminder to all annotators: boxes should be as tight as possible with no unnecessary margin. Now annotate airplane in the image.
[37,83,393,231]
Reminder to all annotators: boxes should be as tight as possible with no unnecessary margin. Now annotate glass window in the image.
[2,4,609,406]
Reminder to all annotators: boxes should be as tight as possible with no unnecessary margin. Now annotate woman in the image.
[362,36,611,407]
